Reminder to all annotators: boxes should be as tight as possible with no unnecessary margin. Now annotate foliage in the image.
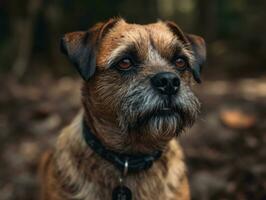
[0,0,265,78]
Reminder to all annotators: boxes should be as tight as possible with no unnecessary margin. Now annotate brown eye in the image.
[117,58,133,70]
[175,57,187,69]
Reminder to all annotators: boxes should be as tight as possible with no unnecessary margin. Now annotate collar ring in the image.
[123,160,129,177]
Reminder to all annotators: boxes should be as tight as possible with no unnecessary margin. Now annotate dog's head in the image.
[61,18,206,152]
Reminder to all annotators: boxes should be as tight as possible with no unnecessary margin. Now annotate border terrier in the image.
[40,18,206,200]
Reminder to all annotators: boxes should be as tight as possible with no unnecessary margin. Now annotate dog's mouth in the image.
[130,105,184,130]
[151,107,178,116]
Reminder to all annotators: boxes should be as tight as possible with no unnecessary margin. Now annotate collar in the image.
[82,120,162,174]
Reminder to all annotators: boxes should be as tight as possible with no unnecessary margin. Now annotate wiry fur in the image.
[40,18,206,200]
[40,113,190,200]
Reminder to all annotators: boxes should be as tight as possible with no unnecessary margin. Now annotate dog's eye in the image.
[117,58,133,70]
[174,57,187,70]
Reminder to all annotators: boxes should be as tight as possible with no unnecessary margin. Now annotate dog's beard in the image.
[117,81,200,146]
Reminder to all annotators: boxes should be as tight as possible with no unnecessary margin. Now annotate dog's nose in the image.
[150,72,180,95]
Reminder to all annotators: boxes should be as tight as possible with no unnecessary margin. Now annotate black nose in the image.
[150,72,180,95]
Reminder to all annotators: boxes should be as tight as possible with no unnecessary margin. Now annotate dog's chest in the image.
[76,163,183,200]
[55,121,186,200]
[77,181,177,200]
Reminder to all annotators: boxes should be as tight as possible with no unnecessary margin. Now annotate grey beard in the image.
[117,80,201,136]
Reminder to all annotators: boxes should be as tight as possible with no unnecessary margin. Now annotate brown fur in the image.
[40,18,206,200]
[40,114,190,200]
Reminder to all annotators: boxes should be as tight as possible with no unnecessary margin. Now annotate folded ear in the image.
[60,18,120,81]
[165,21,206,83]
[60,31,95,81]
[186,34,206,83]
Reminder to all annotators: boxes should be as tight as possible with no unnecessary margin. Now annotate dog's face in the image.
[61,18,206,151]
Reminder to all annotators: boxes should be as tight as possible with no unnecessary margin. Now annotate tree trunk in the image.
[11,0,42,79]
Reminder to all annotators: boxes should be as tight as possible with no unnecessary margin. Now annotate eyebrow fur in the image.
[107,43,140,67]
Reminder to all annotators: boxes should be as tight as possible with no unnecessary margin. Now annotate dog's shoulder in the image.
[39,112,85,200]
[38,149,58,200]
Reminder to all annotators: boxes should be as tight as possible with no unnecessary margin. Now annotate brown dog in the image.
[39,18,206,200]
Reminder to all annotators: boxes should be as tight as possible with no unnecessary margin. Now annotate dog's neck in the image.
[83,103,128,151]
[54,112,186,199]
[82,117,162,174]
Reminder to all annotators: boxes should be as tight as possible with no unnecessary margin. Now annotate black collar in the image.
[82,120,162,174]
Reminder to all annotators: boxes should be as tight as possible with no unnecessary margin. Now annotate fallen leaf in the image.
[220,109,256,129]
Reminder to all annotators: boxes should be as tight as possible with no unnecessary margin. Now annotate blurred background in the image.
[0,0,265,199]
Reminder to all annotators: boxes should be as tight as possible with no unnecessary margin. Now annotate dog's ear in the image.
[60,18,119,81]
[60,31,95,81]
[165,21,206,83]
[186,34,206,83]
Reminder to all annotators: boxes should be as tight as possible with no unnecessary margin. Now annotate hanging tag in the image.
[112,185,132,200]
[112,160,131,200]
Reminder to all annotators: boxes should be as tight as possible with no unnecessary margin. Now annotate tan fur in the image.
[40,113,190,200]
[40,18,206,200]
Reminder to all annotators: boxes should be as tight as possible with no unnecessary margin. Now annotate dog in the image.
[39,18,206,200]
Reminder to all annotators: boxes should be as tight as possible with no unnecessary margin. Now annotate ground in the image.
[0,75,265,200]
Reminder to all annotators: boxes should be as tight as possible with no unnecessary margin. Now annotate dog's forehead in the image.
[97,21,184,67]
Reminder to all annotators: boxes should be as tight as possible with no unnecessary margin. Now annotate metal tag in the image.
[112,185,132,200]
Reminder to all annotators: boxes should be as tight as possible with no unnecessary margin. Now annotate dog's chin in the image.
[128,109,185,146]
[142,106,185,126]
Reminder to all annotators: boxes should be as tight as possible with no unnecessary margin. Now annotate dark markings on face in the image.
[108,38,193,77]
[109,44,141,68]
